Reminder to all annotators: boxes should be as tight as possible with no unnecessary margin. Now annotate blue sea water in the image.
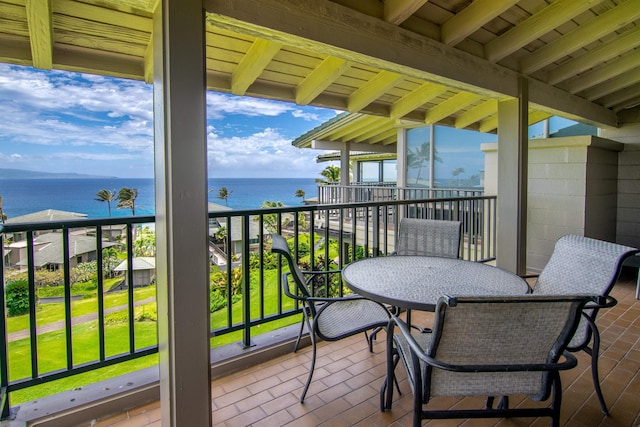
[0,178,318,220]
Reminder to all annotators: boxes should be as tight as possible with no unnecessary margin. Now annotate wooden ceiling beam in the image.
[231,38,281,95]
[570,50,640,94]
[455,99,498,129]
[389,82,446,119]
[347,70,403,112]
[25,0,53,69]
[384,0,427,25]
[486,0,599,62]
[296,56,350,105]
[53,0,152,32]
[601,83,640,110]
[546,26,640,85]
[583,69,640,101]
[424,92,482,124]
[206,0,617,128]
[521,0,640,74]
[442,0,517,46]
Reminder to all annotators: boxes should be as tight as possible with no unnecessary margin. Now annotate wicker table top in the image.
[342,256,530,311]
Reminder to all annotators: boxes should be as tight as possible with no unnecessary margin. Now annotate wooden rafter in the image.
[520,0,640,74]
[455,99,498,129]
[296,56,350,105]
[390,82,446,119]
[442,0,518,46]
[485,0,601,63]
[347,70,403,112]
[424,92,482,124]
[569,50,640,94]
[383,0,427,25]
[231,38,281,95]
[25,0,53,69]
[546,26,640,85]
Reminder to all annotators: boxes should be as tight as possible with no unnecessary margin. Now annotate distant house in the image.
[4,209,88,242]
[113,257,156,288]
[12,232,117,271]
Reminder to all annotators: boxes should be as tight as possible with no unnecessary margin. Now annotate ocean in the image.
[0,178,318,220]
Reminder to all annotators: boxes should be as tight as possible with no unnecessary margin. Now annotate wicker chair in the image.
[381,295,596,427]
[270,233,390,403]
[530,234,638,415]
[394,218,462,329]
[394,218,462,258]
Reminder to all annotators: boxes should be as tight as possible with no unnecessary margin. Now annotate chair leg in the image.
[586,323,609,415]
[293,318,305,352]
[300,331,317,403]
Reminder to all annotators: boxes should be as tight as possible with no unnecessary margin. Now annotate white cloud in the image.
[207,128,324,177]
[206,93,293,119]
[292,109,321,121]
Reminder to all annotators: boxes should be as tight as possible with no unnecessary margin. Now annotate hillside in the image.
[0,168,117,179]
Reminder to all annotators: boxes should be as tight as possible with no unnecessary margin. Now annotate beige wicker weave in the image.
[381,295,595,427]
[270,233,390,403]
[395,218,462,258]
[531,234,638,415]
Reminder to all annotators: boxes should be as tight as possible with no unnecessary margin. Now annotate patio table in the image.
[341,256,530,312]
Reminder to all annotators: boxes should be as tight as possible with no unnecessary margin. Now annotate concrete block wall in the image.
[602,123,640,249]
[483,135,624,272]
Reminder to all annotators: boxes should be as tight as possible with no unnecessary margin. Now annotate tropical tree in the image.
[295,189,306,203]
[259,200,287,233]
[451,167,465,187]
[216,187,233,206]
[95,189,116,217]
[407,141,441,184]
[116,187,138,215]
[315,165,340,184]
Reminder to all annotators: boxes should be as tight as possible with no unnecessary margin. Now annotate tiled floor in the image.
[92,274,640,427]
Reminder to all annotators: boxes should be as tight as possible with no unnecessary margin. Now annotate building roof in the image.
[1,0,637,138]
[5,209,87,224]
[114,257,156,272]
[17,232,117,267]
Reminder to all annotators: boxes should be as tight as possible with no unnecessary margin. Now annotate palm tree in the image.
[295,189,306,203]
[407,141,442,185]
[451,167,465,187]
[315,165,340,184]
[117,187,138,216]
[216,187,233,206]
[95,189,116,217]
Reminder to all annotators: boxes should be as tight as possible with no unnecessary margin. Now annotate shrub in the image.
[5,279,31,316]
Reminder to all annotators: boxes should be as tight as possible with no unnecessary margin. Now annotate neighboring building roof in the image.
[114,257,156,272]
[5,209,87,224]
[208,202,232,211]
[16,233,117,267]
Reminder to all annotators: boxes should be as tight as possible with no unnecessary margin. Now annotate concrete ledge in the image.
[11,324,308,426]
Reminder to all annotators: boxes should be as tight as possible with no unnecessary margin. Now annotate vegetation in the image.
[94,189,116,217]
[315,165,340,184]
[215,187,233,206]
[407,141,442,184]
[116,187,138,215]
[294,188,305,202]
[5,279,30,317]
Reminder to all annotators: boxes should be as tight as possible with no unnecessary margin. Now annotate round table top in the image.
[341,256,530,311]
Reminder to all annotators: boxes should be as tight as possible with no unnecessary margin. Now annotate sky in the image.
[0,64,339,179]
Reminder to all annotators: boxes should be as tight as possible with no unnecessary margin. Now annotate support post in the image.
[153,1,212,425]
[497,77,528,274]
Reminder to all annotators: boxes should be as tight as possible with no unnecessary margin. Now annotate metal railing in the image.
[0,195,496,418]
[318,183,484,204]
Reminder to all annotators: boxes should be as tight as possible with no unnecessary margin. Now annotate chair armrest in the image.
[390,314,578,373]
[584,295,616,310]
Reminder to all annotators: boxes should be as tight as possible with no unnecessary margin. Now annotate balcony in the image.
[97,274,640,426]
[1,195,498,424]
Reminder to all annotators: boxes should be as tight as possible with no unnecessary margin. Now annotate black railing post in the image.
[0,241,10,420]
[241,215,253,348]
[126,224,135,353]
[96,226,106,361]
[26,231,38,379]
[62,229,73,370]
